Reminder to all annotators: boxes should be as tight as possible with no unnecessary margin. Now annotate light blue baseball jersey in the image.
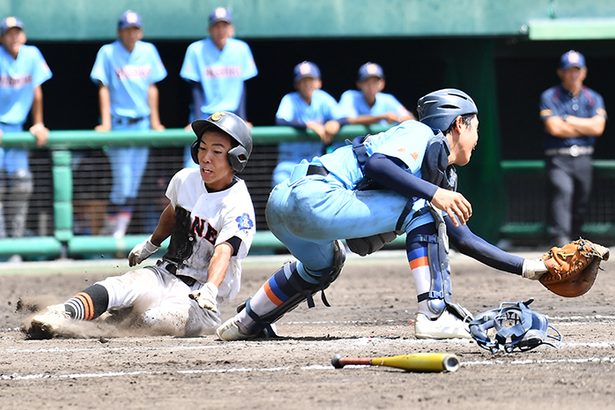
[276,89,344,160]
[317,120,433,189]
[90,40,167,118]
[0,44,52,125]
[338,90,407,125]
[267,120,437,273]
[180,38,257,115]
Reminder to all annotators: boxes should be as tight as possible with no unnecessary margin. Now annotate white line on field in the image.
[2,315,613,334]
[462,357,615,366]
[2,357,615,382]
[2,337,614,356]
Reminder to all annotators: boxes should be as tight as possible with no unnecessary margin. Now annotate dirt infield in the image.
[1,251,615,409]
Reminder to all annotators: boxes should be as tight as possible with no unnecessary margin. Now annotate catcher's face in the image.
[197,130,234,191]
[452,115,479,166]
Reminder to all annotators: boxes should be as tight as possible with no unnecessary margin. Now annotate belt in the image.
[306,164,329,176]
[545,145,594,157]
[156,260,197,287]
[113,116,147,125]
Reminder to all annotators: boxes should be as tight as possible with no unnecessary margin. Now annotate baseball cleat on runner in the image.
[414,310,472,339]
[25,304,71,340]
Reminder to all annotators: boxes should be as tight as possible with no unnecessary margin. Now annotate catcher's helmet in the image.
[417,88,478,133]
[191,112,253,173]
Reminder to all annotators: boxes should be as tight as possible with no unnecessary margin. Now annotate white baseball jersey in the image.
[165,168,256,302]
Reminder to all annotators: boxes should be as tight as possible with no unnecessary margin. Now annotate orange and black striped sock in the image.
[64,284,109,321]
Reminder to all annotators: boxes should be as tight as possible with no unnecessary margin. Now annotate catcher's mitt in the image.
[540,238,610,297]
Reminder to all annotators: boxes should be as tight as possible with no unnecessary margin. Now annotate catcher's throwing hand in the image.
[189,282,219,313]
[431,188,472,226]
[539,238,610,297]
[128,237,160,267]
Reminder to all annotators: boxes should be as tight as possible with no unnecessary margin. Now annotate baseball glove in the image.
[540,238,610,297]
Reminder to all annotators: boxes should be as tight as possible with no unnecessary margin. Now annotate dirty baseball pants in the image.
[97,265,219,336]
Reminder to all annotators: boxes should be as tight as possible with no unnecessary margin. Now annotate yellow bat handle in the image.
[370,353,460,372]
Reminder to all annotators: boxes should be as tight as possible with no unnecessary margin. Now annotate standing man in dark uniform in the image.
[539,50,607,245]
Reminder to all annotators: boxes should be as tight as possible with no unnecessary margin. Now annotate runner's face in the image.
[197,130,234,190]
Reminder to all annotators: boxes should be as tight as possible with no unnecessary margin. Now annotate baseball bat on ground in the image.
[331,353,460,373]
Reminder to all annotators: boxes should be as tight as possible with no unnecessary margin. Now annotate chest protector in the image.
[421,132,457,191]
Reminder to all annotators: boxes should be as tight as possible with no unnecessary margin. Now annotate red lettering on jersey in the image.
[203,65,242,79]
[115,65,152,80]
[0,74,33,87]
[191,216,218,245]
[203,224,218,245]
[191,217,206,237]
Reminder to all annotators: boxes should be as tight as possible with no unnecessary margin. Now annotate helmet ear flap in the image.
[190,139,200,164]
[228,145,249,173]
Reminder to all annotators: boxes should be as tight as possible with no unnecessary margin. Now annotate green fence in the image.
[1,125,391,258]
[499,160,615,244]
[1,127,613,259]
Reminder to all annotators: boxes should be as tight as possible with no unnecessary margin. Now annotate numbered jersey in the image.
[165,168,256,301]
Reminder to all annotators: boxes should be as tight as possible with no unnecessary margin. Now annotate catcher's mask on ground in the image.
[468,299,562,353]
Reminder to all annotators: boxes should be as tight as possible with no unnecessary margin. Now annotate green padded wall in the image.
[3,0,615,40]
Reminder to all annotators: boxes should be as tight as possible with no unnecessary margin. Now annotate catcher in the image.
[215,88,610,342]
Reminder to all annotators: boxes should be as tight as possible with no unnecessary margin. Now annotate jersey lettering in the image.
[0,74,33,88]
[191,215,219,245]
[115,65,152,80]
[204,65,242,78]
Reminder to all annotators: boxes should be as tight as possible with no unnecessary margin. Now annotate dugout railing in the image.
[1,128,613,259]
[499,160,615,246]
[0,125,392,259]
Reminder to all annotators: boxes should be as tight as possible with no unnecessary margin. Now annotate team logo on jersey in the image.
[411,152,419,160]
[236,213,254,231]
[211,111,226,122]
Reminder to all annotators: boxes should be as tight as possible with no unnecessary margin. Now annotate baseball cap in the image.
[118,10,142,30]
[0,16,24,35]
[209,7,233,25]
[358,62,384,81]
[560,50,586,69]
[294,61,321,81]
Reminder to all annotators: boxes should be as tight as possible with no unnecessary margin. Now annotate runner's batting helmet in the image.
[417,88,478,133]
[191,112,253,173]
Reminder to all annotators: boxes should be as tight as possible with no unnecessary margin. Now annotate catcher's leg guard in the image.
[237,240,346,335]
[407,231,452,318]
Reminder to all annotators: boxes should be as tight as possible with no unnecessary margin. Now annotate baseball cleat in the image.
[25,304,71,340]
[414,310,472,340]
[215,316,278,341]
